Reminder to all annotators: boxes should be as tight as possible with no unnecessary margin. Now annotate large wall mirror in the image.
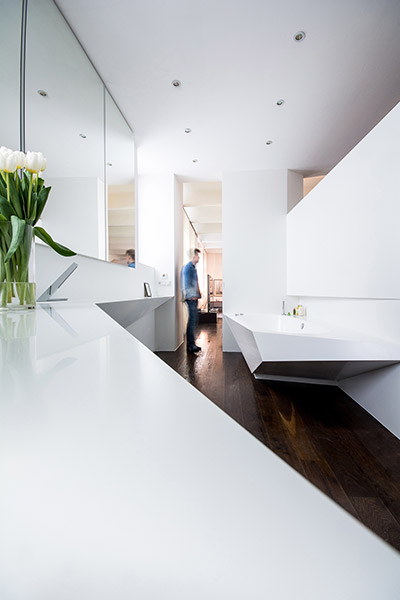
[1,0,22,151]
[106,90,135,264]
[5,0,136,263]
[26,0,105,259]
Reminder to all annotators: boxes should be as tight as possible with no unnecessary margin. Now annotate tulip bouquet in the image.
[0,146,75,309]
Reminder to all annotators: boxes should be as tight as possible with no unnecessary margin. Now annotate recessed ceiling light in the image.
[171,80,181,87]
[107,162,112,166]
[276,99,285,106]
[294,31,306,42]
[185,128,192,134]
[79,133,87,139]
[37,89,48,97]
[265,140,273,145]
[192,159,198,163]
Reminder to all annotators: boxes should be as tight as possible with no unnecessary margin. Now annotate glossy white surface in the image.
[226,313,400,382]
[234,313,329,335]
[0,304,399,599]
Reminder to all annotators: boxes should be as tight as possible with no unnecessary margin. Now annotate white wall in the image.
[288,102,400,299]
[137,173,175,294]
[222,170,291,351]
[42,177,106,260]
[299,297,400,439]
[206,252,222,280]
[173,177,184,347]
[287,102,400,439]
[137,173,184,350]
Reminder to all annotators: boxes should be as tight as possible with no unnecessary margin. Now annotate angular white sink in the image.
[97,296,171,329]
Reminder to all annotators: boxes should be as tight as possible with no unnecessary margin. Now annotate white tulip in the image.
[0,146,12,156]
[3,152,18,173]
[13,151,26,169]
[25,151,44,173]
[0,152,6,171]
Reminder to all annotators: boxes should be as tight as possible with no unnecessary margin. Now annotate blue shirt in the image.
[128,262,135,268]
[181,261,201,300]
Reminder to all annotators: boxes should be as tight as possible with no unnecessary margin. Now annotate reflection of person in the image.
[181,249,201,353]
[125,249,135,268]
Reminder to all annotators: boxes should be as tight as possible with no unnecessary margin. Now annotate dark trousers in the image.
[185,299,198,349]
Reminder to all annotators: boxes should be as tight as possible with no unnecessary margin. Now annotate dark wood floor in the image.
[157,320,400,552]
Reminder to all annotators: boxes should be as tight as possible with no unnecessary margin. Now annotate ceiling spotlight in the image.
[79,133,87,139]
[265,140,273,145]
[294,31,306,42]
[171,80,181,87]
[185,128,192,134]
[192,159,198,163]
[37,89,48,97]
[276,99,285,106]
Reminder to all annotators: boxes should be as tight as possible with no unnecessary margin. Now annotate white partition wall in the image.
[222,170,300,351]
[286,102,400,439]
[287,102,400,299]
[137,172,184,350]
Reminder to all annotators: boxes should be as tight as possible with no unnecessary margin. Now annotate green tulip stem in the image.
[6,172,10,204]
[3,256,12,305]
[0,240,6,307]
[27,172,33,217]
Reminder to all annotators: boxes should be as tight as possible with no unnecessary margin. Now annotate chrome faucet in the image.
[37,262,78,302]
[282,300,286,315]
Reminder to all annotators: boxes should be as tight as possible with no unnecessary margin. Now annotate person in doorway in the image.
[125,249,136,268]
[181,248,202,353]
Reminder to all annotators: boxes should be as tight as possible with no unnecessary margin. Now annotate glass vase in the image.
[0,222,36,311]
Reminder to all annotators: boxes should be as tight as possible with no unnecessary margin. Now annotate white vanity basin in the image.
[225,313,400,384]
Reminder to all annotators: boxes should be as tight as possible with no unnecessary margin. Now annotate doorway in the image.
[182,181,223,322]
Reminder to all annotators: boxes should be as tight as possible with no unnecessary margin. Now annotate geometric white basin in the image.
[225,313,400,385]
[97,296,171,329]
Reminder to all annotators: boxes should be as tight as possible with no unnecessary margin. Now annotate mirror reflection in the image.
[106,91,135,264]
[21,0,135,263]
[1,0,22,151]
[25,0,105,260]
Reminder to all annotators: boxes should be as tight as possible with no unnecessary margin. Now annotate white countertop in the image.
[0,303,399,599]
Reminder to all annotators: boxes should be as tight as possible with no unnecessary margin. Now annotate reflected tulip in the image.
[14,151,26,169]
[3,153,18,173]
[25,151,46,173]
[0,146,12,156]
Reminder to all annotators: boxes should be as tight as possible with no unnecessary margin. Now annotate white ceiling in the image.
[56,0,400,182]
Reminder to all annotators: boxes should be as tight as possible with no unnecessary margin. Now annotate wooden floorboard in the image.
[156,320,400,551]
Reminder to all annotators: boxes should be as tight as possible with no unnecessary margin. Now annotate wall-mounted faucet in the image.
[37,262,78,302]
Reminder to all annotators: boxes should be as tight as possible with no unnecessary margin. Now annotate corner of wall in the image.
[287,170,303,213]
